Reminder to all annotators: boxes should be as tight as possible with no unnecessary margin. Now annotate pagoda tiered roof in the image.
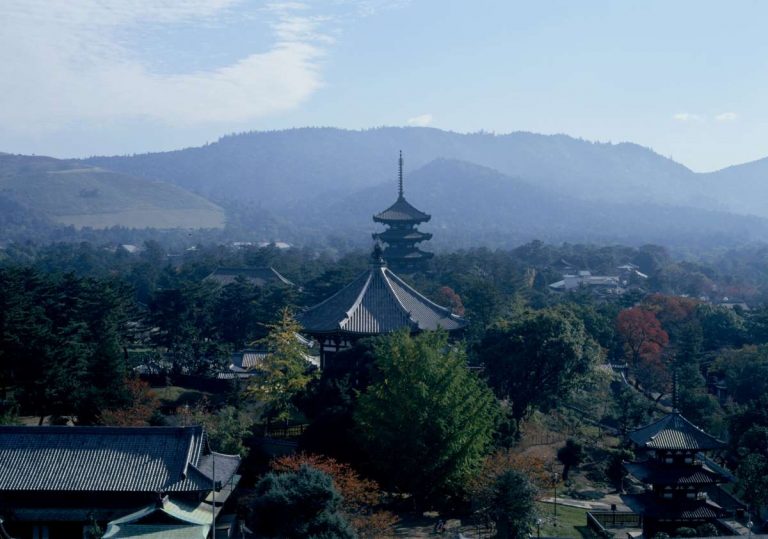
[373,228,432,243]
[297,260,466,336]
[628,412,726,451]
[373,195,431,224]
[624,461,727,486]
[623,493,729,520]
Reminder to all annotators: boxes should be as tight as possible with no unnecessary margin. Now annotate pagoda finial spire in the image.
[398,150,404,198]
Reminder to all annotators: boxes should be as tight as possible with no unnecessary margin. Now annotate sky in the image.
[1,0,766,172]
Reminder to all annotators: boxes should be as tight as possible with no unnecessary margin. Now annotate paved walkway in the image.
[539,494,630,511]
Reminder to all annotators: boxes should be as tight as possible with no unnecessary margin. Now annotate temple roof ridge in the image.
[628,411,726,450]
[297,264,466,335]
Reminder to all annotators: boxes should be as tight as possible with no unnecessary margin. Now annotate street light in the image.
[552,471,559,527]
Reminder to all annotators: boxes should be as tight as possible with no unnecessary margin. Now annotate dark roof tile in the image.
[628,412,726,450]
[373,196,430,223]
[0,426,240,493]
[624,461,727,485]
[298,265,466,335]
[206,267,294,288]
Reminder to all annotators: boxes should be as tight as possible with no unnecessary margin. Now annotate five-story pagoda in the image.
[623,410,732,537]
[372,152,433,272]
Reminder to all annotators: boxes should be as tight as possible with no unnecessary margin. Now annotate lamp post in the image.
[552,471,559,527]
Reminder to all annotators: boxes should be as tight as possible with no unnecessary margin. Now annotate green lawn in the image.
[152,386,213,408]
[535,502,595,539]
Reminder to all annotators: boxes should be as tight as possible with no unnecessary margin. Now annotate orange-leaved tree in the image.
[271,453,397,538]
[99,378,159,426]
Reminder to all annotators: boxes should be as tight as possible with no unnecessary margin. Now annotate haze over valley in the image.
[2,126,767,251]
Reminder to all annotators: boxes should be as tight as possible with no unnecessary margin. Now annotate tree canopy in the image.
[246,465,356,539]
[479,307,598,423]
[354,330,500,507]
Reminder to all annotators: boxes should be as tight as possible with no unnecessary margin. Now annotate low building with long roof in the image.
[0,425,240,539]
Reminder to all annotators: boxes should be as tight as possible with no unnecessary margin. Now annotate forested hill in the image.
[3,126,765,249]
[0,153,225,230]
[84,127,707,212]
[324,159,768,249]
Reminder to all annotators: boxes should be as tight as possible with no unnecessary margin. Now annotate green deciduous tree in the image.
[354,330,500,507]
[737,452,768,511]
[479,307,598,424]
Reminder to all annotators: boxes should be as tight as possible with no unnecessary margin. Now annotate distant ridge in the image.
[77,126,768,248]
[85,126,712,212]
[330,158,768,249]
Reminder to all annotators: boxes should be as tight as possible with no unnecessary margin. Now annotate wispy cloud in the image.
[0,1,336,131]
[715,112,738,122]
[407,113,433,126]
[672,112,703,123]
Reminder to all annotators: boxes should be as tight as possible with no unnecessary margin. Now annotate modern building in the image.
[297,246,467,368]
[0,425,240,539]
[623,412,735,536]
[372,152,433,271]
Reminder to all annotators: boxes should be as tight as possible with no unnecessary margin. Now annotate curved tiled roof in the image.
[624,493,728,519]
[628,412,726,451]
[0,426,240,492]
[206,266,294,288]
[298,265,467,336]
[624,461,726,485]
[373,228,432,243]
[373,196,431,223]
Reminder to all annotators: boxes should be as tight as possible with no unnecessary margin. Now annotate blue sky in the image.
[1,0,765,171]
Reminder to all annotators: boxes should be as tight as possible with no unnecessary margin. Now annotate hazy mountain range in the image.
[3,127,768,249]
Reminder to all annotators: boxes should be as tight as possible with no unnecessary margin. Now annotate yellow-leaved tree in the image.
[248,308,315,422]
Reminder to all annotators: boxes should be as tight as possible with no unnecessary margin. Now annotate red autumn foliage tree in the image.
[271,453,397,538]
[644,294,699,328]
[617,307,669,367]
[617,308,670,396]
[436,286,465,316]
[99,378,159,426]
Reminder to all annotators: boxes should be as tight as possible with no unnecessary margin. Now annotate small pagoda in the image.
[623,410,731,536]
[372,152,433,272]
[297,245,466,368]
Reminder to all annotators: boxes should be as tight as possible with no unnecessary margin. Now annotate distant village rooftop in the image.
[206,266,294,288]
